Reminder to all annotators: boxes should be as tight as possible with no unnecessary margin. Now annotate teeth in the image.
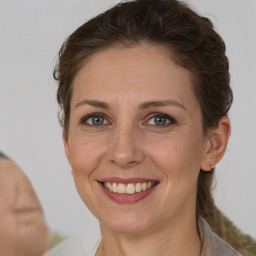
[104,182,155,194]
[112,183,118,193]
[135,183,142,192]
[107,183,113,192]
[126,183,135,194]
[117,183,126,194]
[142,182,147,191]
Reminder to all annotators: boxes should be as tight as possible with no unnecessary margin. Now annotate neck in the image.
[97,215,201,256]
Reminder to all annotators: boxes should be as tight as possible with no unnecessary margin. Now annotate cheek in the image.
[0,215,18,252]
[69,138,107,217]
[69,137,104,176]
[146,133,204,178]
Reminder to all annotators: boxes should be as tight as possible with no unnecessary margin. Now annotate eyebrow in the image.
[74,99,110,110]
[12,206,41,213]
[74,99,186,111]
[139,100,187,111]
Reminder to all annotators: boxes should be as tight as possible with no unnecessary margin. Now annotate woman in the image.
[46,0,240,255]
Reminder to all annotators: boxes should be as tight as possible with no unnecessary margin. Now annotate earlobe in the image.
[201,116,231,171]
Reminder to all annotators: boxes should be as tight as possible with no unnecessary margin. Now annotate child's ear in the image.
[201,116,231,171]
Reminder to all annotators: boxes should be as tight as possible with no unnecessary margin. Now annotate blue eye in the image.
[81,114,108,126]
[147,114,176,126]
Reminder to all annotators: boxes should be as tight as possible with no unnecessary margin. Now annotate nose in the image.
[107,125,145,168]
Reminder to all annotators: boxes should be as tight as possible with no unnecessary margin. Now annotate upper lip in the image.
[99,177,159,184]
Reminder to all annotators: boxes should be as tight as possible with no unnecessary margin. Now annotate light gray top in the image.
[44,237,101,256]
[199,218,240,256]
[44,217,240,256]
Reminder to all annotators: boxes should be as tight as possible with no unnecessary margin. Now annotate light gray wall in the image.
[0,0,255,238]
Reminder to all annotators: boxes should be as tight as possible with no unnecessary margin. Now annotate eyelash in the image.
[79,112,177,127]
[79,113,109,126]
[146,113,177,127]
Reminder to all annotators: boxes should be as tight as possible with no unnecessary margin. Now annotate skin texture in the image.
[64,44,230,256]
[0,158,50,256]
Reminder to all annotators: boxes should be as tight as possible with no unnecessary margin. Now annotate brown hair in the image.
[0,151,10,160]
[54,0,233,218]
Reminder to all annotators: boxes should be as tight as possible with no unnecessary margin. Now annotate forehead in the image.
[0,159,28,184]
[72,44,198,108]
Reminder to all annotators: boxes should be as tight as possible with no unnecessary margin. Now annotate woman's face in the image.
[64,45,211,234]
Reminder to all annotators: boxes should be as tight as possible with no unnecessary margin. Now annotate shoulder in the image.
[211,231,241,256]
[199,217,241,256]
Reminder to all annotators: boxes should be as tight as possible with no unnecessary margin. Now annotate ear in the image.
[200,116,231,171]
[62,131,70,162]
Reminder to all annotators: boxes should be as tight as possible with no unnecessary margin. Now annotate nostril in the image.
[127,160,139,167]
[110,159,140,168]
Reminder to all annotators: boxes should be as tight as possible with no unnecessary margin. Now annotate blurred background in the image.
[0,0,255,240]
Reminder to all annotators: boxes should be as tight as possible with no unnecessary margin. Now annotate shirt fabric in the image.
[44,217,241,256]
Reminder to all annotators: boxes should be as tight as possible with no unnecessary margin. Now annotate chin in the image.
[108,223,151,235]
[99,211,155,235]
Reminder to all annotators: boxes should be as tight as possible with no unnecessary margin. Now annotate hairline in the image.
[0,151,10,160]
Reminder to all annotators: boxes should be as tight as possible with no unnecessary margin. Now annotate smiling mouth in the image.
[101,181,158,195]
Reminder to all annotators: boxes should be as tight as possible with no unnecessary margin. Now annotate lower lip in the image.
[99,182,158,204]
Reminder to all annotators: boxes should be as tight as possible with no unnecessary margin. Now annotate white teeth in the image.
[142,183,147,191]
[126,183,135,194]
[104,181,155,194]
[108,183,113,192]
[135,183,142,193]
[117,183,126,194]
[112,183,118,193]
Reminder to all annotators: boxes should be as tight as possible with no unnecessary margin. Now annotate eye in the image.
[80,113,109,126]
[146,113,176,126]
